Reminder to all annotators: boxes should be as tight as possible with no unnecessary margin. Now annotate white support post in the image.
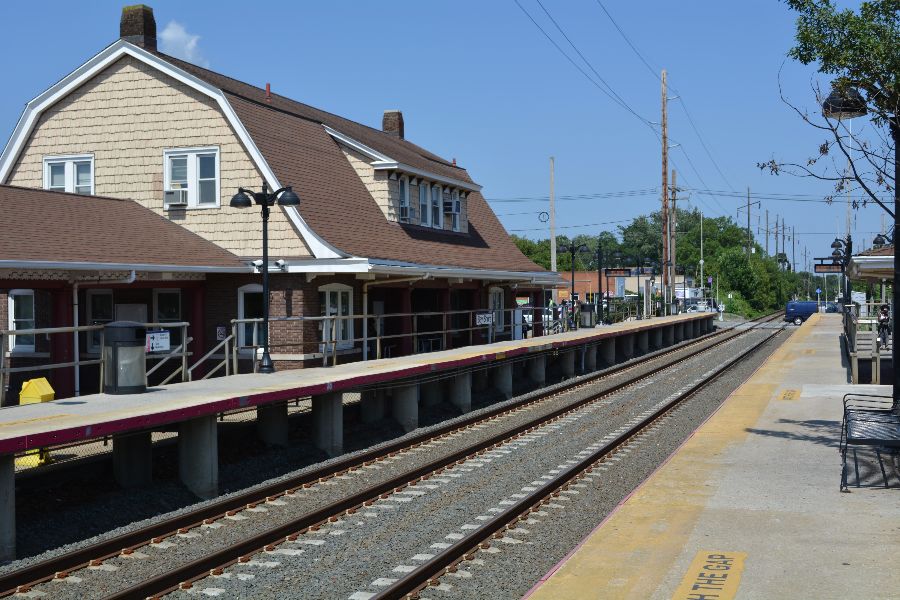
[0,454,14,561]
[392,384,419,432]
[312,393,343,457]
[450,372,472,413]
[178,415,218,500]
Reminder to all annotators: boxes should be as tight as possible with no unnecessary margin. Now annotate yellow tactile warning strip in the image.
[526,316,811,600]
[671,551,747,600]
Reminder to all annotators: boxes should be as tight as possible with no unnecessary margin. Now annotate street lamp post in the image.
[595,239,605,324]
[230,181,301,374]
[565,242,589,329]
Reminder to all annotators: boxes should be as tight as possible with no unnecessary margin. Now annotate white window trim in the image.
[237,283,264,349]
[86,289,113,354]
[450,189,461,232]
[489,286,505,332]
[43,154,94,195]
[398,175,410,223]
[319,283,354,351]
[418,182,430,227]
[8,289,35,353]
[163,147,221,209]
[431,184,444,229]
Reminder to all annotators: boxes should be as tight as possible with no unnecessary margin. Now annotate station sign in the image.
[475,312,494,326]
[605,268,631,277]
[814,264,843,273]
[146,329,170,352]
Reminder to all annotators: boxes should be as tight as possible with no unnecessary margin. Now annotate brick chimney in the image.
[120,5,157,51]
[382,110,404,139]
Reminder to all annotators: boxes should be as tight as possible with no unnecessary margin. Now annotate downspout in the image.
[72,270,136,396]
[362,274,431,360]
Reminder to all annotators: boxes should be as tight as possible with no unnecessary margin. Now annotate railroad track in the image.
[1,313,783,599]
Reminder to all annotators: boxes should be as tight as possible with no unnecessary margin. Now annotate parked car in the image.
[785,300,818,325]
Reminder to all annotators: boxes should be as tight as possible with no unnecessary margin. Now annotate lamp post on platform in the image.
[230,182,301,374]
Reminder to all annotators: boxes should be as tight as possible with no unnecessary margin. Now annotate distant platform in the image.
[525,313,900,599]
[0,313,713,455]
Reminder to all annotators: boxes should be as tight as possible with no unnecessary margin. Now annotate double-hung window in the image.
[431,184,443,229]
[86,290,113,353]
[164,148,219,208]
[398,176,410,223]
[238,284,265,349]
[419,183,430,227]
[44,155,93,195]
[8,290,35,352]
[449,190,461,232]
[319,284,354,352]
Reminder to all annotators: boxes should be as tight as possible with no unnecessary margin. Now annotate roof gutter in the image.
[0,260,251,273]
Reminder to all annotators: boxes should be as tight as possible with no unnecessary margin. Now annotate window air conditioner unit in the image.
[443,201,454,213]
[164,189,189,208]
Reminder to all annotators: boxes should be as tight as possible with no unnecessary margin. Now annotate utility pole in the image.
[781,216,786,269]
[671,169,677,312]
[549,157,557,303]
[765,209,769,255]
[700,210,704,299]
[792,226,796,272]
[746,187,752,257]
[775,215,779,258]
[660,69,669,315]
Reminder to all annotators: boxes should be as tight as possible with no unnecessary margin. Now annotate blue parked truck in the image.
[785,301,819,325]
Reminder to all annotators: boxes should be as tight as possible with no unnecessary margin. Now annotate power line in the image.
[487,188,659,203]
[509,217,635,233]
[512,0,655,131]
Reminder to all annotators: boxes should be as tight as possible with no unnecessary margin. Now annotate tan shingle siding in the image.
[6,56,311,259]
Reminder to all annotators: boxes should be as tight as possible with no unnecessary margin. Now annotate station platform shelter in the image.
[526,313,900,600]
[0,312,714,560]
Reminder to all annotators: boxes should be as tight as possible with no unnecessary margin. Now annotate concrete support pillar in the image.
[450,372,472,413]
[312,393,343,457]
[652,327,663,350]
[492,362,513,399]
[528,355,546,387]
[600,338,616,367]
[637,330,649,355]
[675,322,684,342]
[685,320,695,339]
[113,431,153,488]
[560,350,576,379]
[616,334,635,361]
[473,369,489,392]
[361,389,387,424]
[178,415,218,500]
[584,345,597,372]
[0,454,14,561]
[392,384,419,432]
[257,401,289,447]
[664,325,675,347]
[421,380,443,408]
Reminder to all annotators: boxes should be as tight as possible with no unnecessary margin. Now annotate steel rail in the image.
[2,317,741,596]
[103,315,783,600]
[372,324,787,599]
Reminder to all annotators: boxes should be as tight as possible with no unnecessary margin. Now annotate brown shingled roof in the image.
[858,245,893,257]
[152,51,545,274]
[0,184,246,271]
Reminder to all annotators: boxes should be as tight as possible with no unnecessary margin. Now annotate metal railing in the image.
[0,321,190,405]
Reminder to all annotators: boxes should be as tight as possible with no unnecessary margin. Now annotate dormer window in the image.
[398,175,410,223]
[419,182,430,227]
[431,184,443,229]
[164,147,219,209]
[43,155,93,195]
[448,189,461,232]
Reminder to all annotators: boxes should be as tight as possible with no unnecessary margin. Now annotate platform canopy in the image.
[847,246,893,283]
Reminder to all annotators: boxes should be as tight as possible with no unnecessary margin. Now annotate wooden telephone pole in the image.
[660,69,669,313]
[671,170,677,308]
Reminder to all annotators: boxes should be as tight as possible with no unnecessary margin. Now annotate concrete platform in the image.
[525,313,900,600]
[0,313,711,455]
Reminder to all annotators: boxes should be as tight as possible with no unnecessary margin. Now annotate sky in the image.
[0,1,890,271]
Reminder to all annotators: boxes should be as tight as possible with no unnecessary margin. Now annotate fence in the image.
[0,322,190,406]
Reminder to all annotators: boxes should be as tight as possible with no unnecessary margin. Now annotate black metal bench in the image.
[840,393,900,491]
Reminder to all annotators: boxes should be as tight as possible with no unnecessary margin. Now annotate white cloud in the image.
[159,21,209,67]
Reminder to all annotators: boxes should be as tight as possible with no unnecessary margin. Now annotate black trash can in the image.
[103,321,147,394]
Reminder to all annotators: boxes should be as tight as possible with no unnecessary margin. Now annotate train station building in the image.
[0,6,559,401]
